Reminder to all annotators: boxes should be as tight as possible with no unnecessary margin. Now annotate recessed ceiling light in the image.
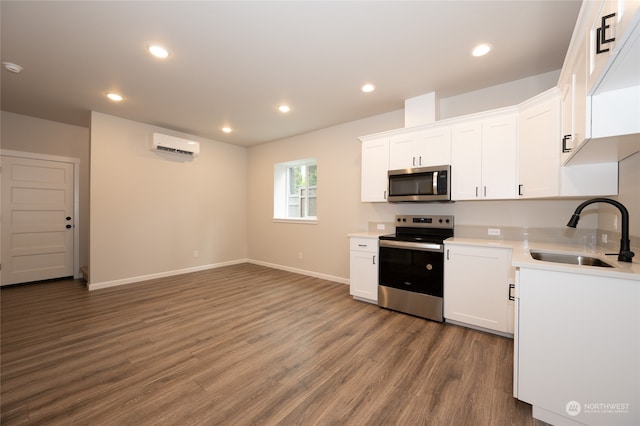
[106,92,123,102]
[222,127,232,133]
[148,45,169,59]
[472,43,492,57]
[361,83,375,93]
[2,62,23,74]
[278,105,290,113]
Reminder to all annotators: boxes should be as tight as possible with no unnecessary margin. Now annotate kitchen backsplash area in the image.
[367,221,638,254]
[366,222,396,234]
[455,225,638,253]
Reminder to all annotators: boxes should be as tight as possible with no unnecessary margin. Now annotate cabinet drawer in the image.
[350,237,378,252]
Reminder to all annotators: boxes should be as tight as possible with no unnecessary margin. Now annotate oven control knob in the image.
[438,219,443,223]
[426,264,433,270]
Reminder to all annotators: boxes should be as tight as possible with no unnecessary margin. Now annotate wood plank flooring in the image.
[1,264,546,425]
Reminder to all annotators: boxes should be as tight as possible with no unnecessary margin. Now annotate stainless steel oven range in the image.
[378,214,454,322]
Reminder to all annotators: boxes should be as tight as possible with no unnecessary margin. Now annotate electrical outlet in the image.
[193,250,199,258]
[298,252,303,260]
[488,228,501,236]
[376,224,386,230]
[602,233,608,244]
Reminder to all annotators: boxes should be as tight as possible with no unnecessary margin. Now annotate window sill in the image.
[273,218,318,225]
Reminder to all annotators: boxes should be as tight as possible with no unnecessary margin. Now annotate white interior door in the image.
[1,155,75,285]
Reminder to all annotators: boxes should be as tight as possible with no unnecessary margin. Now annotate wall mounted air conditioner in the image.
[151,133,200,158]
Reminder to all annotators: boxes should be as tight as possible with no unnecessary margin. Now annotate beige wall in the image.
[1,111,91,269]
[440,70,560,119]
[246,110,404,282]
[89,112,247,287]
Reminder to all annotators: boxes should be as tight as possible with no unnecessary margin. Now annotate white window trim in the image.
[272,218,318,225]
[273,157,317,222]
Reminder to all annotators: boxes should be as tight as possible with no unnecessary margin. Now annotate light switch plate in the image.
[488,228,501,236]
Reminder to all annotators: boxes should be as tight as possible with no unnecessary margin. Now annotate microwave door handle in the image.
[432,171,438,195]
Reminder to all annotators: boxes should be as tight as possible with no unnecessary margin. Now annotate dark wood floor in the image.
[1,263,545,425]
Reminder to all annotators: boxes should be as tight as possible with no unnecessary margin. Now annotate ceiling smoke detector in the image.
[3,62,23,74]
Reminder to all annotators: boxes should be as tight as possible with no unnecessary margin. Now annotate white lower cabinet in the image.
[349,236,378,303]
[444,243,514,335]
[515,267,639,426]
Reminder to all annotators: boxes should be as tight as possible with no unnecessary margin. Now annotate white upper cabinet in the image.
[360,136,389,203]
[518,91,562,198]
[416,126,452,168]
[587,0,619,92]
[389,126,450,170]
[451,121,482,200]
[586,0,640,93]
[562,0,640,164]
[451,112,517,200]
[559,36,588,165]
[518,89,618,198]
[482,114,518,199]
[389,132,418,169]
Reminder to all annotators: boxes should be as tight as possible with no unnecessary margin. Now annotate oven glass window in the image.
[379,246,444,297]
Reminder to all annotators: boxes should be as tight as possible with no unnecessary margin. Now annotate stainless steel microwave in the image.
[387,165,451,202]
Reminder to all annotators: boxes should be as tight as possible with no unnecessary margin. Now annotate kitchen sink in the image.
[530,250,614,267]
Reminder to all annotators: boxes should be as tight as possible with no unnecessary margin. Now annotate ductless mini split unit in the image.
[151,133,200,158]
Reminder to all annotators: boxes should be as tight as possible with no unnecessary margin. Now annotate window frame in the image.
[273,158,318,223]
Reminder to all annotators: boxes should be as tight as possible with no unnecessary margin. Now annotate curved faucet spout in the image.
[567,198,634,263]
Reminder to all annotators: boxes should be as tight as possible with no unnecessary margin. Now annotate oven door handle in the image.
[379,240,444,253]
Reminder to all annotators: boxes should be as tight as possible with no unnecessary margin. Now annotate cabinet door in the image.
[587,0,618,92]
[451,121,482,200]
[516,268,639,425]
[349,238,378,303]
[561,43,588,165]
[573,46,588,146]
[389,133,417,170]
[444,245,512,333]
[361,138,389,202]
[482,114,517,199]
[518,93,561,198]
[560,80,574,163]
[415,126,451,167]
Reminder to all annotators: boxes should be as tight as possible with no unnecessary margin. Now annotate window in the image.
[274,158,317,221]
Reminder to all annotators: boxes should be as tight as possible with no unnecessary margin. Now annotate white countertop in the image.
[446,237,640,281]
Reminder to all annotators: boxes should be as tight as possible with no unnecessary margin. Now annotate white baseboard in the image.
[87,259,248,290]
[87,258,348,290]
[247,259,349,285]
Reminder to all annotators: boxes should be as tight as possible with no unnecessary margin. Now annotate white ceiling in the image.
[1,1,582,146]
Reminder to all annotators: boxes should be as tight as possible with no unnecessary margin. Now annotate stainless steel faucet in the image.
[567,198,635,262]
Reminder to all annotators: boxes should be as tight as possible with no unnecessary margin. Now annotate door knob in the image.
[66,224,72,229]
[66,216,72,221]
